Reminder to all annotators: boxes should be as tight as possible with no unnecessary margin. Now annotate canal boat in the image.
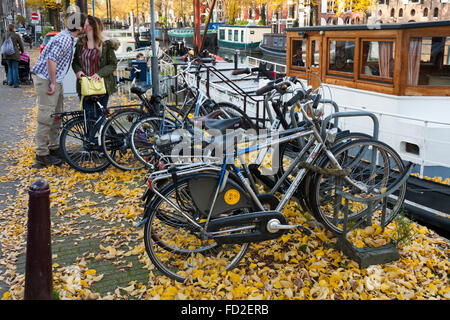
[285,21,450,232]
[168,27,218,49]
[217,25,271,52]
[259,33,287,57]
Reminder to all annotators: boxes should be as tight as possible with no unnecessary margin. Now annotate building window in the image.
[411,9,415,16]
[291,39,307,69]
[407,37,450,86]
[391,8,395,17]
[328,40,355,75]
[433,8,439,18]
[399,8,403,17]
[379,10,382,16]
[423,8,428,17]
[361,40,395,80]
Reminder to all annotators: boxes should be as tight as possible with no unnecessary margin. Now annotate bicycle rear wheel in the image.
[101,108,146,171]
[309,139,407,235]
[144,177,250,282]
[60,116,111,173]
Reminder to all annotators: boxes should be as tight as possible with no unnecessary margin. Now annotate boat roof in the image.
[286,20,450,32]
[219,25,271,29]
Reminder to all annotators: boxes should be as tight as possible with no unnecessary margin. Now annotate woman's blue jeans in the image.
[6,59,19,87]
[78,94,109,121]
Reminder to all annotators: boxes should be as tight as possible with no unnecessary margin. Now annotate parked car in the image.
[40,32,59,53]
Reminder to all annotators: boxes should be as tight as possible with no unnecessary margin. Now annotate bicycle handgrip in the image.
[232,68,251,75]
[312,94,321,109]
[285,90,306,106]
[255,83,275,96]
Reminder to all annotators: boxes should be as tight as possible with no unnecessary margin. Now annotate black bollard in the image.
[234,50,239,69]
[24,179,53,300]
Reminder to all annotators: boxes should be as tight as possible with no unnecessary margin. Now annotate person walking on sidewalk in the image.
[30,12,86,167]
[72,15,118,121]
[1,24,24,88]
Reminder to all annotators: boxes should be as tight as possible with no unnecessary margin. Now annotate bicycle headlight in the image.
[326,127,338,144]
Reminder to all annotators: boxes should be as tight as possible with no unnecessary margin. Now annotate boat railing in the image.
[337,105,450,179]
[160,60,272,127]
[246,56,286,74]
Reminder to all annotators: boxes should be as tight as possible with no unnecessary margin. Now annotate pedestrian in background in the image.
[1,24,24,88]
[30,12,86,167]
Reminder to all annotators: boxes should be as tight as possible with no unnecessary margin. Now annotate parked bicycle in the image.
[137,82,413,282]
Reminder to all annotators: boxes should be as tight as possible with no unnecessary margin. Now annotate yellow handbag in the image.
[80,76,106,96]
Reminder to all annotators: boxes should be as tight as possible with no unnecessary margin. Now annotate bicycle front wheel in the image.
[309,139,407,235]
[130,116,178,168]
[101,108,146,171]
[144,177,250,282]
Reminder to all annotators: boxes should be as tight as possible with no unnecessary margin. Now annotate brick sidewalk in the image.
[0,50,152,299]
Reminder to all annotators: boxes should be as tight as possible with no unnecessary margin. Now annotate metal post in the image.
[150,0,159,96]
[24,180,52,300]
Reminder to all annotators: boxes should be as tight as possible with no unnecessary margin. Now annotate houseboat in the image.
[103,28,136,55]
[168,27,218,50]
[217,25,271,52]
[259,33,287,57]
[286,21,450,231]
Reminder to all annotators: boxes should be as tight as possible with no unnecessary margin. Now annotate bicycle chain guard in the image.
[207,211,288,244]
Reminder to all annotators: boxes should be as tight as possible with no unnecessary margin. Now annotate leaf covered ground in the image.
[0,94,448,300]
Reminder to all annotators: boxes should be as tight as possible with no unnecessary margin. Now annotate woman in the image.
[72,16,118,120]
[1,24,24,88]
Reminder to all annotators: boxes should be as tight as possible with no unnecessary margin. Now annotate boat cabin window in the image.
[311,40,320,68]
[219,29,225,40]
[241,30,244,42]
[228,30,232,41]
[361,40,395,81]
[291,39,306,69]
[328,40,355,75]
[234,30,238,42]
[407,36,450,86]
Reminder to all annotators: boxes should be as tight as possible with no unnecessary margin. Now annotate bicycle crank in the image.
[207,211,310,244]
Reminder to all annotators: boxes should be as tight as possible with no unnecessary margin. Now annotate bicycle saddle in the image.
[131,86,151,95]
[204,117,241,132]
[188,109,223,125]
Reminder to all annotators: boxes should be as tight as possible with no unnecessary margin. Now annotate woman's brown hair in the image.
[82,15,104,50]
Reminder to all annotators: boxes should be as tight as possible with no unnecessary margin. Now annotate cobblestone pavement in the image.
[0,65,35,297]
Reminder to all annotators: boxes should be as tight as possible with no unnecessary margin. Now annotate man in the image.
[1,24,24,88]
[30,12,86,167]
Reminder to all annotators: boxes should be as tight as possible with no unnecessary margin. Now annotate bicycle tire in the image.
[59,116,111,173]
[309,138,407,235]
[129,116,178,168]
[101,108,146,171]
[144,175,250,282]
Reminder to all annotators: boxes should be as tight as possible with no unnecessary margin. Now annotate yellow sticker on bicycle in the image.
[224,189,240,205]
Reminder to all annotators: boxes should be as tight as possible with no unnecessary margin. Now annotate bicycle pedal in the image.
[266,219,312,236]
